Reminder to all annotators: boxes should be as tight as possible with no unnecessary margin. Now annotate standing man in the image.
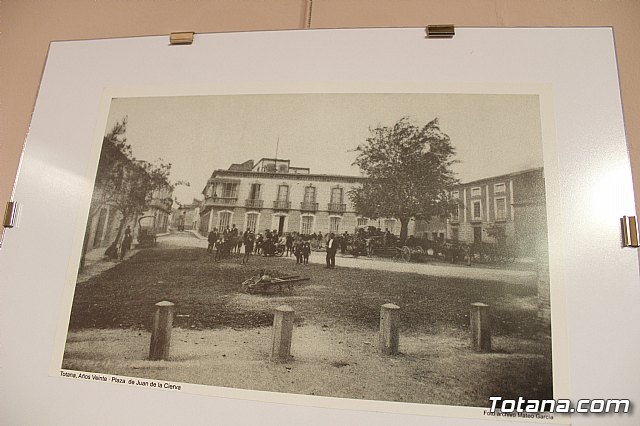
[285,233,294,257]
[242,231,255,265]
[207,227,218,253]
[326,233,338,269]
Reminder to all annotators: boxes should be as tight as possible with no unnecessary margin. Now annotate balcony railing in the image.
[245,199,264,208]
[300,202,318,211]
[327,203,347,213]
[273,200,291,210]
[206,196,237,206]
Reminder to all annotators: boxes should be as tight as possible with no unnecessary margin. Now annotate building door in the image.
[473,227,482,244]
[278,216,285,234]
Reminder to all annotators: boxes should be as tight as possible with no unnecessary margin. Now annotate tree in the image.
[109,158,172,241]
[87,116,131,222]
[80,117,180,270]
[349,117,458,241]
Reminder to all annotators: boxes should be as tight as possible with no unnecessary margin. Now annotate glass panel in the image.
[249,184,261,200]
[223,183,237,198]
[219,212,231,229]
[329,217,340,233]
[246,213,258,232]
[473,201,481,219]
[304,186,316,203]
[277,185,289,201]
[330,188,343,204]
[301,216,314,235]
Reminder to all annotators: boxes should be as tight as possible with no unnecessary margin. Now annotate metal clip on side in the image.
[3,201,20,228]
[621,216,639,248]
[426,25,455,39]
[170,32,195,45]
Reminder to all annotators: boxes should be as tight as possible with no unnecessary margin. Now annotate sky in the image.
[104,93,544,205]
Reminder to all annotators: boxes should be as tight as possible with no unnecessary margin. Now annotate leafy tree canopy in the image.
[90,116,185,221]
[349,117,458,240]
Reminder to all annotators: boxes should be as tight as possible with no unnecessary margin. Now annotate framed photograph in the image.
[1,28,638,426]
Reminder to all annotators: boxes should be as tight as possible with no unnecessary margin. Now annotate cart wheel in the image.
[401,246,411,262]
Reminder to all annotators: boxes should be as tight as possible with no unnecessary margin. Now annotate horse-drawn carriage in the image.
[136,216,157,248]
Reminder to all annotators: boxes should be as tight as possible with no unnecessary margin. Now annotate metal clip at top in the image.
[621,216,639,248]
[3,202,20,228]
[426,25,455,39]
[170,32,195,45]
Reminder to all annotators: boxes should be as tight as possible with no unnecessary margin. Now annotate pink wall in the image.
[2,0,639,212]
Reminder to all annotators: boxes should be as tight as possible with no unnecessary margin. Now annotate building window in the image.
[451,227,459,241]
[471,187,481,197]
[222,183,237,198]
[329,217,341,234]
[472,200,482,220]
[301,215,314,235]
[494,183,506,193]
[451,204,459,221]
[451,190,459,199]
[330,187,343,204]
[249,183,261,200]
[246,213,259,232]
[357,217,368,228]
[384,219,396,233]
[495,197,507,220]
[303,186,316,203]
[277,184,289,201]
[219,211,232,230]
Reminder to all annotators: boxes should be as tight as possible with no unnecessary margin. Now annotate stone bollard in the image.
[272,305,295,361]
[470,302,491,352]
[149,301,175,361]
[379,303,400,355]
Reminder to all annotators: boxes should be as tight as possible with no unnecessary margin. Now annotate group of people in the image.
[104,226,133,261]
[206,224,248,262]
[205,225,344,268]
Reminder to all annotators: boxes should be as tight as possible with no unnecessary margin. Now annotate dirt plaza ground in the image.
[63,232,553,407]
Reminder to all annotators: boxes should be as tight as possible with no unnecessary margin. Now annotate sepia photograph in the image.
[60,92,556,417]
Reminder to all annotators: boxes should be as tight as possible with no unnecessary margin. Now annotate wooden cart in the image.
[241,273,310,294]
